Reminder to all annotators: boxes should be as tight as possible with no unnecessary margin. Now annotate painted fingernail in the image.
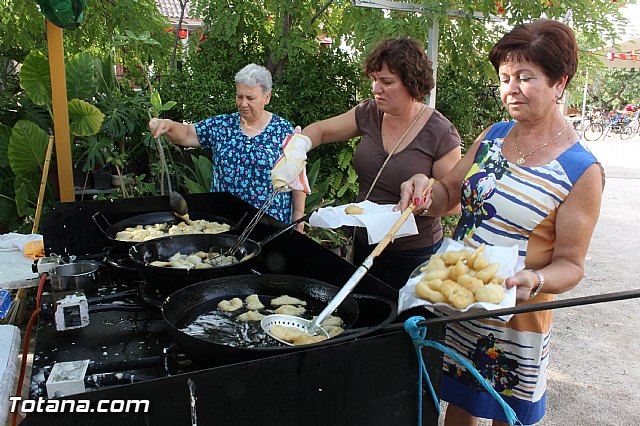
[413,197,421,205]
[422,196,428,204]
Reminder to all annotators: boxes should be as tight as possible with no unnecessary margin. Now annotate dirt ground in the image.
[439,144,640,425]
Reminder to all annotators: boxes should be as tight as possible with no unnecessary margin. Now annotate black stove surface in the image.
[23,193,444,426]
[30,262,207,399]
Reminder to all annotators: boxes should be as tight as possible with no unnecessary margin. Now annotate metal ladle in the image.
[169,191,192,225]
[261,179,436,345]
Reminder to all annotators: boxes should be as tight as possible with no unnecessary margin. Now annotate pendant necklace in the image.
[513,121,569,165]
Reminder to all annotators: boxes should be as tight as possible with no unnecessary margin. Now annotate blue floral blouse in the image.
[194,112,294,223]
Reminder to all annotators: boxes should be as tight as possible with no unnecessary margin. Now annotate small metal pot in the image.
[49,262,99,292]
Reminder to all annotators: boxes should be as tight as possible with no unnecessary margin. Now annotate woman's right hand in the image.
[271,130,312,192]
[149,118,171,138]
[398,174,432,214]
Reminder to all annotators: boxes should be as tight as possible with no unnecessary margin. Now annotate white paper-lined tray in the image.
[398,238,520,321]
[308,200,418,244]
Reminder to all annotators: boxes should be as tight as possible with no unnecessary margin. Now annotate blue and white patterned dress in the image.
[194,112,294,223]
[441,121,599,424]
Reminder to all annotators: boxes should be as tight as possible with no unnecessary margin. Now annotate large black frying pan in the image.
[161,274,396,367]
[128,212,312,297]
[129,233,260,297]
[92,210,241,248]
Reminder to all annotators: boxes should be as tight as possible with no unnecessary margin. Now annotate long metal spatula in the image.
[262,179,436,345]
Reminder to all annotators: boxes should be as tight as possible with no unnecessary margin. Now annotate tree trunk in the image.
[266,12,291,78]
[170,0,188,73]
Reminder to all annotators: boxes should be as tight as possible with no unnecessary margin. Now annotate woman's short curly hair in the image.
[235,63,273,93]
[489,19,578,87]
[364,37,435,101]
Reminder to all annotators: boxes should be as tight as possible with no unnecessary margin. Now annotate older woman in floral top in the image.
[149,63,305,224]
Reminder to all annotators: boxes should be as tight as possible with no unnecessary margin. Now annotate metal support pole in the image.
[580,69,589,134]
[426,20,439,108]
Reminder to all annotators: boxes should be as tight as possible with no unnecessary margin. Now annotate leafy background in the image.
[0,0,634,234]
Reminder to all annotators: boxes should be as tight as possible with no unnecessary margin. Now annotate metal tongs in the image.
[208,188,285,262]
[261,179,436,345]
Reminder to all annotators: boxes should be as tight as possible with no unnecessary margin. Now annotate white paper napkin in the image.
[308,200,418,244]
[398,238,519,321]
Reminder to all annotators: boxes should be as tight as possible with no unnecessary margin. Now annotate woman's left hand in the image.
[505,269,539,303]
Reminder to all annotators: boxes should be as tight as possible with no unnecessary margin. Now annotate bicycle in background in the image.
[583,110,635,141]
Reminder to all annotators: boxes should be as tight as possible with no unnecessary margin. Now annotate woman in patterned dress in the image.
[398,20,604,425]
[149,63,305,226]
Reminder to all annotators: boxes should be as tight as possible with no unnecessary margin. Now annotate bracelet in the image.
[419,209,429,216]
[529,270,545,298]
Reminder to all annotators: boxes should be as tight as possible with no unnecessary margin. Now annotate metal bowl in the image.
[49,262,99,292]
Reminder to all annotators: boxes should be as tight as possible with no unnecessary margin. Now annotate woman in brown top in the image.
[273,37,462,289]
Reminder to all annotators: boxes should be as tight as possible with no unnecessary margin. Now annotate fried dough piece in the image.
[421,257,446,272]
[270,325,328,346]
[457,274,485,294]
[245,294,265,310]
[236,310,265,322]
[449,259,470,282]
[218,297,243,312]
[275,305,306,316]
[440,279,464,299]
[449,286,475,309]
[271,295,307,306]
[476,263,500,283]
[345,204,364,215]
[416,281,447,303]
[475,284,506,304]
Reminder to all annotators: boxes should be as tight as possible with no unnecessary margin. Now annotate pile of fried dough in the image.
[415,244,506,309]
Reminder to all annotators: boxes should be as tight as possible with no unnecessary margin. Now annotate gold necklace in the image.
[513,121,569,165]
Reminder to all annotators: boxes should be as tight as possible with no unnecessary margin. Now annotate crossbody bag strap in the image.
[364,103,427,201]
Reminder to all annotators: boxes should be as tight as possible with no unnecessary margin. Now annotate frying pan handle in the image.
[92,212,113,237]
[230,212,249,233]
[258,212,312,247]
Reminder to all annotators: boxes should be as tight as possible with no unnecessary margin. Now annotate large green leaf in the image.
[66,52,96,100]
[68,99,104,136]
[194,155,212,189]
[8,120,48,178]
[183,177,207,194]
[14,178,36,218]
[0,197,19,228]
[0,124,10,168]
[76,135,112,171]
[19,50,51,106]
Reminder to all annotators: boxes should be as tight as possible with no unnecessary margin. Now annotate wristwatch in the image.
[529,270,545,298]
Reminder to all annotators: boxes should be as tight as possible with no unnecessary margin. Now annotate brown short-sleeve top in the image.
[353,98,461,250]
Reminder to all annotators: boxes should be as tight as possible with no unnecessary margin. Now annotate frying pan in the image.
[129,234,260,297]
[161,274,396,367]
[92,210,241,248]
[128,212,313,297]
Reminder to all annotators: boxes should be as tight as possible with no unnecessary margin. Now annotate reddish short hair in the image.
[364,37,435,100]
[489,19,578,87]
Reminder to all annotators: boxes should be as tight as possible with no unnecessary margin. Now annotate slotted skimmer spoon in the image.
[262,179,436,345]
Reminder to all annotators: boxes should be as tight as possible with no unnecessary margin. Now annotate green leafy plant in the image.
[106,150,129,197]
[182,154,213,193]
[0,50,106,230]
